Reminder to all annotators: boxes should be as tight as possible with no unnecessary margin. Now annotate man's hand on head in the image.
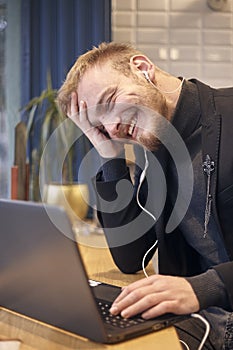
[68,91,124,159]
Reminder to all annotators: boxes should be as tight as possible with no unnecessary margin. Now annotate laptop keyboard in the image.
[97,299,146,328]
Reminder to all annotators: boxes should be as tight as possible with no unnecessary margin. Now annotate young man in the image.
[57,42,233,349]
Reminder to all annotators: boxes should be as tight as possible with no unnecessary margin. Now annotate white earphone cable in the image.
[136,149,157,278]
[191,313,210,350]
[142,71,185,94]
[179,313,210,350]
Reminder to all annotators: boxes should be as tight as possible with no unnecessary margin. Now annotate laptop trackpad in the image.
[90,281,121,303]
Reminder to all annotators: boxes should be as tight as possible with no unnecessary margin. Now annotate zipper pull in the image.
[202,154,215,238]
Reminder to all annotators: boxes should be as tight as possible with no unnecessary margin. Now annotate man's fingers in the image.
[110,285,157,316]
[69,91,79,116]
[120,290,166,318]
[79,100,89,123]
[113,275,156,304]
[142,300,180,319]
[68,97,93,134]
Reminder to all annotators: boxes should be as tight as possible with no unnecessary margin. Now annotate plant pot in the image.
[43,183,89,223]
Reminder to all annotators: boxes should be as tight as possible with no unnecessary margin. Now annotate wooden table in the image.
[0,231,182,350]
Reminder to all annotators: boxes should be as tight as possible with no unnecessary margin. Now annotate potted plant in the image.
[22,76,89,222]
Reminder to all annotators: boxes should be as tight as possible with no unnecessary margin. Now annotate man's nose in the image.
[104,117,121,137]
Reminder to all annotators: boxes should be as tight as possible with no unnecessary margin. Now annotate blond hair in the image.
[56,42,143,114]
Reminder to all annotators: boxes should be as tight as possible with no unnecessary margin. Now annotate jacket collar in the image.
[171,79,201,141]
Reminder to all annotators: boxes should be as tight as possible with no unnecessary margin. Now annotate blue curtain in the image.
[20,0,111,204]
[21,0,111,101]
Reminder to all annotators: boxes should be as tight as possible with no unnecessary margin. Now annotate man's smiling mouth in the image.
[128,118,137,136]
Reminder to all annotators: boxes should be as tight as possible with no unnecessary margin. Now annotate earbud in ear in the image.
[142,71,150,82]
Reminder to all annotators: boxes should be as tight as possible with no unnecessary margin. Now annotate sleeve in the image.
[93,158,157,274]
[186,268,231,311]
[214,262,233,309]
[100,153,128,182]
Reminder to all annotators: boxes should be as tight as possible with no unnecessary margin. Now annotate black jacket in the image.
[95,79,233,310]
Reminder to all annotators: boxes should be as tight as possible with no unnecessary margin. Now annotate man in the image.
[57,42,233,349]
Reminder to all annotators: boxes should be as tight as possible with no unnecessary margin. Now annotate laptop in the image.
[0,199,187,344]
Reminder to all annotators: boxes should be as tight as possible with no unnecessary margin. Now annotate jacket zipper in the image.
[202,154,215,238]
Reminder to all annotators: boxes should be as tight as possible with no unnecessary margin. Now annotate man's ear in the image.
[130,55,155,79]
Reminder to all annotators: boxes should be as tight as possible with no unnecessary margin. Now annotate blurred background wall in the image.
[112,0,233,87]
[1,0,233,199]
[0,0,111,198]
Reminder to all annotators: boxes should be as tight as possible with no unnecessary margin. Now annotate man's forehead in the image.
[80,62,115,85]
[77,64,114,99]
